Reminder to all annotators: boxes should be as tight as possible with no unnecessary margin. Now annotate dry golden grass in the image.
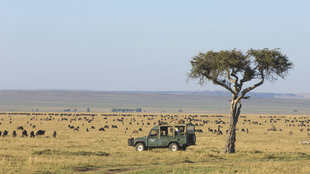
[0,112,310,174]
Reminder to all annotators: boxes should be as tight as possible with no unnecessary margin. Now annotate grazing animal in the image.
[17,126,24,130]
[36,130,46,136]
[12,130,17,137]
[30,131,35,137]
[99,127,105,131]
[22,130,28,137]
[3,130,8,137]
[53,131,57,138]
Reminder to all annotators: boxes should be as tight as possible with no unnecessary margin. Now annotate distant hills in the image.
[0,89,306,99]
[119,90,306,99]
[0,90,309,114]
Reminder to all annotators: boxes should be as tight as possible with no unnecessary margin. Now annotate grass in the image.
[0,112,310,173]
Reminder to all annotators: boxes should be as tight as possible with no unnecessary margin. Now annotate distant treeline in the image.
[112,108,142,113]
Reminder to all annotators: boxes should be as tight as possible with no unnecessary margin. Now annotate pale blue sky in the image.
[0,0,309,93]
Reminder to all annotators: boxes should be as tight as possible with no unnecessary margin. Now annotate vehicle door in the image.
[159,126,170,146]
[147,129,159,146]
[176,126,186,145]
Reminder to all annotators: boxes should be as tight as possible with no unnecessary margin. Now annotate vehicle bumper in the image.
[128,138,134,146]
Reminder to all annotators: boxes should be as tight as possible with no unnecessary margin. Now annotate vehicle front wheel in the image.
[136,143,145,151]
[169,143,179,152]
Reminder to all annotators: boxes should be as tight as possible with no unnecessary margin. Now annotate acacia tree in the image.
[189,48,293,153]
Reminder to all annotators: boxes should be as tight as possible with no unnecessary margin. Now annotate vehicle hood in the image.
[134,136,147,141]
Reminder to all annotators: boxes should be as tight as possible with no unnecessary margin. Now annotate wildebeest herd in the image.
[0,112,309,140]
[0,126,49,138]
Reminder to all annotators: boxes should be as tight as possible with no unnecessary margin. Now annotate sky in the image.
[0,0,309,93]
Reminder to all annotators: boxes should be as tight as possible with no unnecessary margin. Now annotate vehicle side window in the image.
[179,126,185,133]
[160,127,168,136]
[149,130,158,137]
[175,127,179,135]
[168,127,174,136]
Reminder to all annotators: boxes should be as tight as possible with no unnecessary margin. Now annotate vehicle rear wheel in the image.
[169,143,179,151]
[188,134,196,145]
[136,143,145,151]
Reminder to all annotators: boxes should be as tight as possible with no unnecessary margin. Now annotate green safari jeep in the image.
[128,121,196,151]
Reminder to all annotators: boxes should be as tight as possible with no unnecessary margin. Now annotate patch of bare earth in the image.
[76,167,143,174]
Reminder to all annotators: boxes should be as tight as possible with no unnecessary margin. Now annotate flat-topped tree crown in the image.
[189,48,293,153]
[189,48,293,98]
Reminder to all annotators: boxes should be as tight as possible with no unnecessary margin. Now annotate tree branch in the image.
[207,75,236,95]
[230,71,239,83]
[236,75,264,103]
[230,71,241,93]
[226,69,236,84]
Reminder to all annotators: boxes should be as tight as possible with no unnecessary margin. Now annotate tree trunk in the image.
[225,99,241,153]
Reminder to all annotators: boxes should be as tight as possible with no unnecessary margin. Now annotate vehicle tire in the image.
[192,134,196,144]
[188,134,196,145]
[169,143,179,152]
[181,146,187,151]
[136,143,145,151]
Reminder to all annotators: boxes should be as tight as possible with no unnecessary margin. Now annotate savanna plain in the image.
[0,112,310,174]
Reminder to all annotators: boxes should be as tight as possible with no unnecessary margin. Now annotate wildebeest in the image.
[36,130,46,136]
[99,127,105,131]
[17,126,24,130]
[196,129,203,133]
[3,130,8,137]
[12,130,17,137]
[53,131,57,138]
[30,131,35,137]
[22,130,28,137]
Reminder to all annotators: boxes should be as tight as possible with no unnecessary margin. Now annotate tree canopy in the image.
[189,48,293,100]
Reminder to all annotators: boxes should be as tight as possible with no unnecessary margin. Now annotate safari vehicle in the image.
[128,121,196,151]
